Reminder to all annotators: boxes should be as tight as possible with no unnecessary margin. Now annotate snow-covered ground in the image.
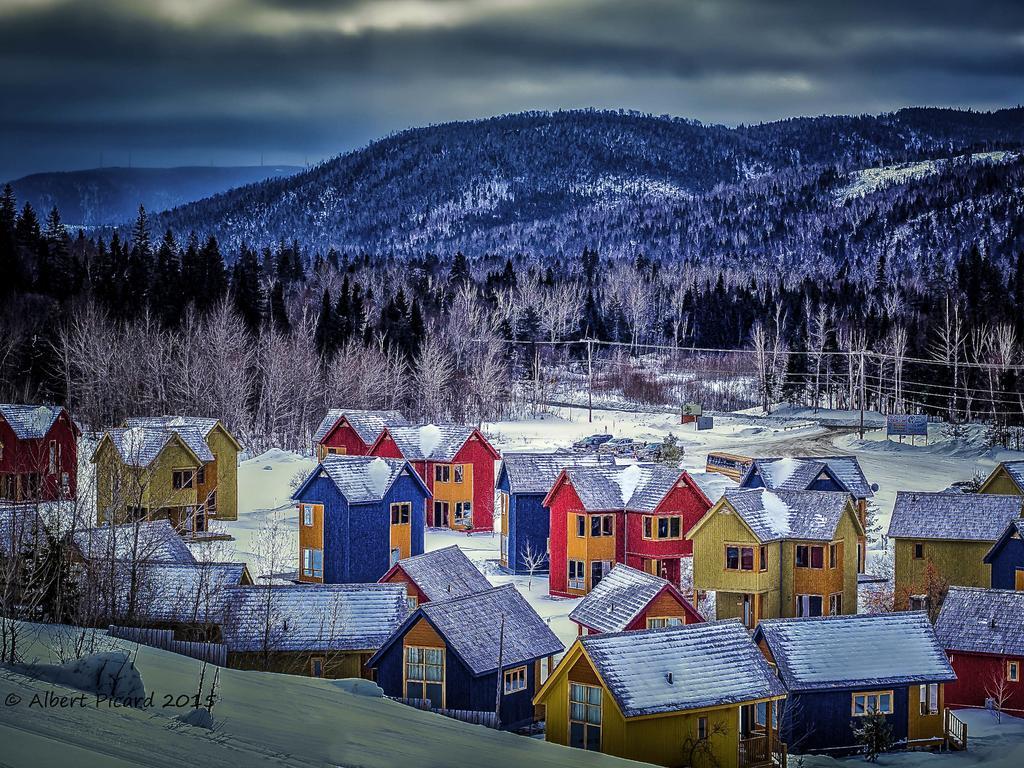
[838,150,1019,202]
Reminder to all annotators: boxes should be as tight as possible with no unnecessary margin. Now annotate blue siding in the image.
[781,687,911,755]
[990,536,1024,589]
[295,470,427,584]
[498,477,551,575]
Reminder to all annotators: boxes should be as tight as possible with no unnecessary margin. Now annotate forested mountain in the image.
[146,108,1024,281]
[9,165,301,227]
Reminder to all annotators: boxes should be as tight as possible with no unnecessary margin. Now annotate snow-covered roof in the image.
[72,520,197,564]
[934,587,1024,658]
[119,562,249,623]
[743,455,873,499]
[219,583,407,653]
[298,455,417,504]
[377,424,479,462]
[389,545,492,602]
[686,471,735,505]
[0,403,67,439]
[580,620,785,718]
[98,426,212,468]
[568,564,695,633]
[754,613,955,692]
[498,453,605,495]
[387,584,563,676]
[721,488,852,542]
[887,491,1023,541]
[559,463,688,512]
[990,461,1024,492]
[0,503,46,557]
[312,409,409,445]
[125,416,220,438]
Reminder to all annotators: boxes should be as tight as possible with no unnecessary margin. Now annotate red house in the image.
[935,586,1024,716]
[568,563,704,635]
[0,404,79,503]
[378,545,493,611]
[543,463,712,597]
[312,409,408,459]
[370,424,500,531]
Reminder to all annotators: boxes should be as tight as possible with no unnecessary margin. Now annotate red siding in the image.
[452,435,497,531]
[624,585,705,629]
[625,481,710,562]
[320,420,372,455]
[946,651,1024,715]
[0,409,78,502]
[546,478,581,597]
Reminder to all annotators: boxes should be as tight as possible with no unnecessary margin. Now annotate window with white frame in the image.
[919,683,939,715]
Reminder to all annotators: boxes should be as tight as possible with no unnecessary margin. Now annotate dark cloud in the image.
[2,0,1023,180]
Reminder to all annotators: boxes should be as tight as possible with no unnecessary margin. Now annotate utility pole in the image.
[859,349,866,440]
[587,339,593,423]
[494,614,505,729]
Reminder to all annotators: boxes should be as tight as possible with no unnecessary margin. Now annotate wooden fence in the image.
[108,625,227,667]
[393,697,500,729]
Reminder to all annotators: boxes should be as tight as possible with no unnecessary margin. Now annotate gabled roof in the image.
[984,519,1024,563]
[124,416,241,451]
[119,561,249,623]
[981,461,1024,494]
[313,409,409,445]
[741,455,874,499]
[699,488,858,543]
[754,613,955,692]
[94,426,210,468]
[381,545,492,602]
[372,424,498,462]
[568,564,701,633]
[72,520,197,564]
[218,583,407,653]
[0,403,77,439]
[577,620,786,718]
[887,491,1023,541]
[934,587,1024,658]
[292,455,429,505]
[545,464,708,513]
[0,503,47,557]
[497,453,606,495]
[369,584,563,676]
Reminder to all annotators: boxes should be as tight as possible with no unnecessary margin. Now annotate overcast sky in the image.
[2,0,1023,180]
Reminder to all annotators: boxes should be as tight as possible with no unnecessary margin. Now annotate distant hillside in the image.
[139,108,1024,270]
[8,165,302,226]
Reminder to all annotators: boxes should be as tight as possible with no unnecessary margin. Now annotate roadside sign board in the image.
[682,403,703,416]
[697,416,714,431]
[887,414,928,437]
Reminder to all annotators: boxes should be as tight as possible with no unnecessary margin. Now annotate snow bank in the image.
[14,651,146,706]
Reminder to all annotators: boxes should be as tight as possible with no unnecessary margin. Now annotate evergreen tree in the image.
[151,230,182,325]
[269,280,291,333]
[314,289,335,358]
[231,245,266,332]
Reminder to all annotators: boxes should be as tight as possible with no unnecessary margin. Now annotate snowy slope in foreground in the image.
[1,623,634,768]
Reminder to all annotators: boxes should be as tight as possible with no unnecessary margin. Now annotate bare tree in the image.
[985,657,1013,723]
[519,541,548,591]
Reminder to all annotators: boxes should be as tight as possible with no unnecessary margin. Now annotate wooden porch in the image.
[739,732,787,768]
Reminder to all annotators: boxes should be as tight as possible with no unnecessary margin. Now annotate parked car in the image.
[635,442,663,461]
[573,433,613,451]
[604,437,638,455]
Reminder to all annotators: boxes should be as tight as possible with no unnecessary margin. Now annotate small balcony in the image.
[739,730,787,768]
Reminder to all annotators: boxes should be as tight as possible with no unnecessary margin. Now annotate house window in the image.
[302,548,323,579]
[434,464,451,483]
[698,716,708,741]
[568,560,586,590]
[576,514,586,538]
[853,691,893,716]
[454,501,472,526]
[503,665,528,694]
[48,441,57,474]
[569,683,602,751]
[391,502,411,525]
[796,594,823,617]
[302,504,314,527]
[644,515,682,540]
[172,469,195,490]
[1007,661,1020,682]
[406,595,418,612]
[590,515,614,537]
[195,466,206,485]
[405,646,444,708]
[453,465,464,483]
[909,594,928,612]
[919,684,939,715]
[310,657,325,678]
[591,560,612,589]
[759,546,767,572]
[829,543,838,569]
[726,545,755,571]
[913,542,925,560]
[646,617,684,629]
[829,592,843,616]
[60,472,70,495]
[796,545,824,569]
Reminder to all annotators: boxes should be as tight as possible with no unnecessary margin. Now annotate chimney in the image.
[666,672,673,684]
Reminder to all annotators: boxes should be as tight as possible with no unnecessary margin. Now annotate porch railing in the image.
[945,708,968,751]
[739,734,786,768]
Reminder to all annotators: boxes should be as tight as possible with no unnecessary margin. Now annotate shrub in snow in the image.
[15,651,146,706]
[851,709,894,761]
[178,708,216,729]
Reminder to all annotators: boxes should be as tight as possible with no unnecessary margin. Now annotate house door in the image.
[432,501,449,528]
[742,594,753,628]
[591,560,611,589]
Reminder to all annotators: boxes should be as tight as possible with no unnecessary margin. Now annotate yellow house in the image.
[887,491,1023,611]
[125,416,242,521]
[93,426,210,532]
[534,620,787,768]
[687,489,862,628]
[978,461,1024,496]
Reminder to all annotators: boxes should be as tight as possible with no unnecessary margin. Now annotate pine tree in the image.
[231,245,266,332]
[269,280,291,333]
[314,289,335,358]
[151,230,182,325]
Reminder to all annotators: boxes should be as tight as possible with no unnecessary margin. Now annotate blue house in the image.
[367,583,564,730]
[754,612,956,755]
[292,455,430,585]
[497,453,601,574]
[984,519,1024,590]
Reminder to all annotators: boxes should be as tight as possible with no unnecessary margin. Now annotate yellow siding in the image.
[979,466,1023,496]
[298,502,324,583]
[206,424,240,521]
[907,684,945,743]
[433,463,474,529]
[93,436,200,524]
[893,539,992,609]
